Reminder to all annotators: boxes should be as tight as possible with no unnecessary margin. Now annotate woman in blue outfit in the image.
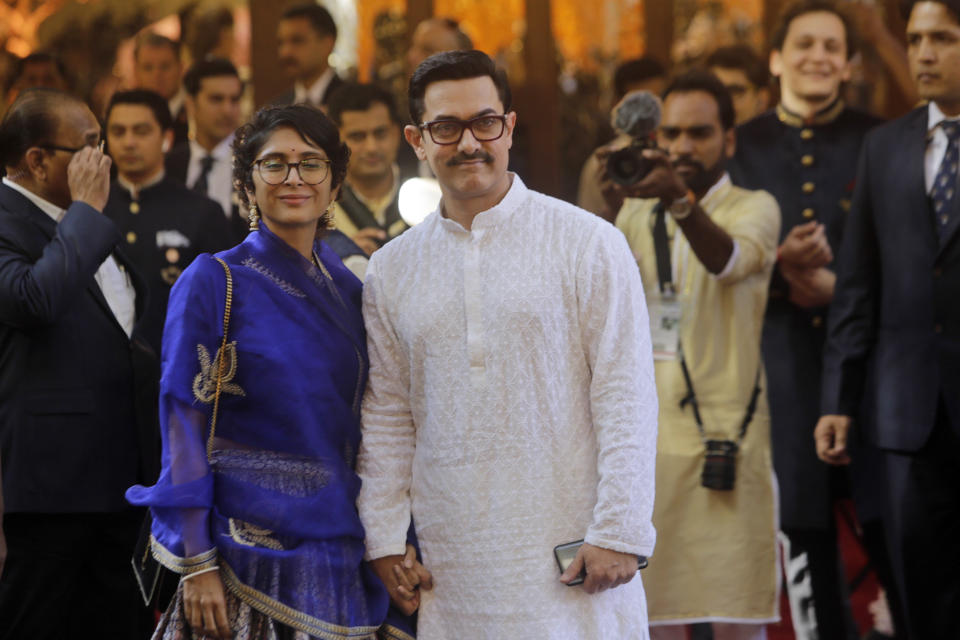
[127,105,415,640]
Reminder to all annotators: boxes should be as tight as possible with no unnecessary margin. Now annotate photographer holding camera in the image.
[609,71,781,640]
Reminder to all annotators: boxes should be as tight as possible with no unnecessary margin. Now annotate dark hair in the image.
[183,57,240,96]
[186,7,235,62]
[281,3,338,40]
[232,105,350,216]
[11,53,68,89]
[706,45,770,90]
[133,32,181,61]
[0,88,84,168]
[770,0,858,60]
[105,89,173,131]
[900,0,960,20]
[326,82,400,126]
[408,49,511,125]
[613,57,667,99]
[663,70,736,131]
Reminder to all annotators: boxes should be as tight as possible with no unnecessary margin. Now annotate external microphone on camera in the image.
[607,91,663,185]
[611,90,662,139]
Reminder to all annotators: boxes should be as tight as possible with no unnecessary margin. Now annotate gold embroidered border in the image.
[219,560,381,639]
[150,536,219,575]
[378,624,415,640]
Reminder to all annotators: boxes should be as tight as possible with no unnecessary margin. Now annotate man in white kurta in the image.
[356,50,658,639]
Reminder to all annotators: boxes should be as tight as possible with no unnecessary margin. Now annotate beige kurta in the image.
[617,176,781,624]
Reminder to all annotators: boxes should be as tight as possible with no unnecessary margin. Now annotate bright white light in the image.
[398,178,442,227]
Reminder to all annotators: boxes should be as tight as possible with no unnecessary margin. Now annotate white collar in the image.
[294,67,336,106]
[190,132,234,161]
[168,88,186,117]
[2,177,65,223]
[700,172,731,207]
[927,101,960,132]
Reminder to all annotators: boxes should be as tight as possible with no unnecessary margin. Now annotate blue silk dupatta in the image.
[127,226,413,639]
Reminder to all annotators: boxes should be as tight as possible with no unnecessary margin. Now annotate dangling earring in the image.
[248,203,260,231]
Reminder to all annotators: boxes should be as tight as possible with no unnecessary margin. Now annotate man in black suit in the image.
[104,89,232,353]
[816,1,960,637]
[0,89,158,638]
[274,3,342,108]
[165,58,247,243]
[133,32,189,147]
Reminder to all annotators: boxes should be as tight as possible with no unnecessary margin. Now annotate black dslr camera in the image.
[606,90,662,186]
[701,439,738,491]
[606,137,658,186]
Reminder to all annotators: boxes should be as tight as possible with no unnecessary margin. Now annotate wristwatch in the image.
[667,190,696,220]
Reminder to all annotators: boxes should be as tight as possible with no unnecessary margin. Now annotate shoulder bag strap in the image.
[206,257,233,459]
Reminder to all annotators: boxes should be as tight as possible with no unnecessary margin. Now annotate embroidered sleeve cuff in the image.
[711,239,740,280]
[364,543,408,562]
[583,531,656,558]
[150,537,219,575]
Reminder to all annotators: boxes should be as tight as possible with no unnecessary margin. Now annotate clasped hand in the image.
[559,542,639,594]
[779,221,833,269]
[369,544,434,615]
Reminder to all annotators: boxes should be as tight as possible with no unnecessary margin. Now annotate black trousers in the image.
[0,511,154,640]
[883,408,960,640]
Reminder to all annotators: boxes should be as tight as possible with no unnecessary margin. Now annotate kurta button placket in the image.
[464,227,486,388]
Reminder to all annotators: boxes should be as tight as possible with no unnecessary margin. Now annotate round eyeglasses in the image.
[419,114,508,145]
[254,158,331,185]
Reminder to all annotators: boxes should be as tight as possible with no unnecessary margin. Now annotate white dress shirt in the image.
[2,177,136,337]
[186,134,235,220]
[925,101,960,193]
[293,67,336,107]
[168,89,186,122]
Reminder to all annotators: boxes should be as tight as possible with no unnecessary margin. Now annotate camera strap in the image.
[650,202,762,445]
[652,204,674,295]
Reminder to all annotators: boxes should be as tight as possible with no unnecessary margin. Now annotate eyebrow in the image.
[429,108,498,121]
[257,151,327,160]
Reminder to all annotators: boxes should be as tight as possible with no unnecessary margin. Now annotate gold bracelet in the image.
[181,566,220,581]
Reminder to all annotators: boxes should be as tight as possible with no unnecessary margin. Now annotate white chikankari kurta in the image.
[356,175,658,639]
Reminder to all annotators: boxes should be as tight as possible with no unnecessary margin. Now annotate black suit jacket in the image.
[165,143,249,243]
[0,184,160,513]
[823,106,960,451]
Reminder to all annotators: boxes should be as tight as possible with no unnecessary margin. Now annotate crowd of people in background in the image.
[0,0,959,639]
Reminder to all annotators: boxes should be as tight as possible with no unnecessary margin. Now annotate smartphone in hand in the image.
[554,540,649,587]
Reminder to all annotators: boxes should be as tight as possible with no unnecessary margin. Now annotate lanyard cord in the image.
[650,203,762,445]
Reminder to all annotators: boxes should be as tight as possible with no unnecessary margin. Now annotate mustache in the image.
[447,151,493,166]
[279,57,298,67]
[672,158,705,172]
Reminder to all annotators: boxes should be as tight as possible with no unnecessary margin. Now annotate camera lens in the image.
[607,146,651,186]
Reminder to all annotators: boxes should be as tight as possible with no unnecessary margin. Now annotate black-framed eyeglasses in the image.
[40,138,104,154]
[419,114,508,145]
[253,158,331,185]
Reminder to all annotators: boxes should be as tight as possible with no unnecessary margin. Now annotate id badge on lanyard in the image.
[649,288,681,361]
